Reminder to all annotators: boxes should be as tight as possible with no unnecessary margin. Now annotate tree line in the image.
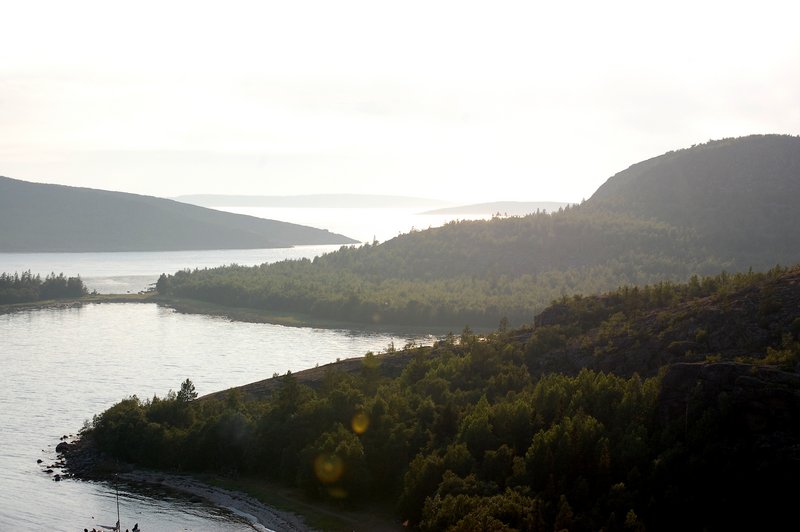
[157,208,732,327]
[0,270,88,304]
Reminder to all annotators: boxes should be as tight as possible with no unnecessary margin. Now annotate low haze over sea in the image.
[212,205,492,245]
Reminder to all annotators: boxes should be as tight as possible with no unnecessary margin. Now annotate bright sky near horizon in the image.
[2,1,799,204]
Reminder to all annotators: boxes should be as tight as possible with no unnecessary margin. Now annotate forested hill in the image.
[158,134,800,327]
[160,209,716,327]
[80,266,800,531]
[207,264,800,402]
[0,176,357,252]
[586,134,800,266]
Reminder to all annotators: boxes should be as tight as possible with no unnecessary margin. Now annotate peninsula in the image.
[0,176,357,252]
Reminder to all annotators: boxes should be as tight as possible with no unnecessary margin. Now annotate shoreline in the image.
[0,293,155,315]
[58,436,312,531]
[1,293,478,334]
[59,436,404,532]
[118,470,311,532]
[161,297,491,334]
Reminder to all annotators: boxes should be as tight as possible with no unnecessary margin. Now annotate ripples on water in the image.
[0,303,435,531]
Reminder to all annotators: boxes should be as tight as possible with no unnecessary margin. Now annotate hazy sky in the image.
[2,1,799,203]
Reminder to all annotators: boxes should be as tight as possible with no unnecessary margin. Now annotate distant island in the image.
[0,176,358,252]
[421,200,572,216]
[173,193,453,209]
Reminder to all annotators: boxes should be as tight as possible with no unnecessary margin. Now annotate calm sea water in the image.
[0,208,470,531]
[0,245,341,295]
[0,303,434,531]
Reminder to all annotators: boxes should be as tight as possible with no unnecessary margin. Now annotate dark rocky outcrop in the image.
[658,361,800,429]
[58,436,131,480]
[649,361,800,531]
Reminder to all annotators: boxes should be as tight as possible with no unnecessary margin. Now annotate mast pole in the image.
[116,474,120,531]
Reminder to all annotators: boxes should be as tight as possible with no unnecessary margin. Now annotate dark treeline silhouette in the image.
[84,266,800,531]
[0,271,88,304]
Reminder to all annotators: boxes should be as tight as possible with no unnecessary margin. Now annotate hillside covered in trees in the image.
[0,176,357,252]
[585,134,800,267]
[72,266,800,531]
[157,135,800,327]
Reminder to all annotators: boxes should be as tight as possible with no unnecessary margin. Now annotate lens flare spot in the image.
[327,486,348,499]
[351,412,370,434]
[313,453,344,484]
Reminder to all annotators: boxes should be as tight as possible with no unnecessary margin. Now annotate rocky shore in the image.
[56,435,311,531]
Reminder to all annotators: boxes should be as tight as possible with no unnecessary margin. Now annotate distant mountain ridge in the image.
[0,176,357,252]
[173,193,452,209]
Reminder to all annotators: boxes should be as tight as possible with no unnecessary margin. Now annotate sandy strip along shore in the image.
[58,436,313,531]
[118,470,312,532]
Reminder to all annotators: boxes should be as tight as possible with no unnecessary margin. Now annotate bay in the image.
[0,206,477,530]
[0,303,433,531]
